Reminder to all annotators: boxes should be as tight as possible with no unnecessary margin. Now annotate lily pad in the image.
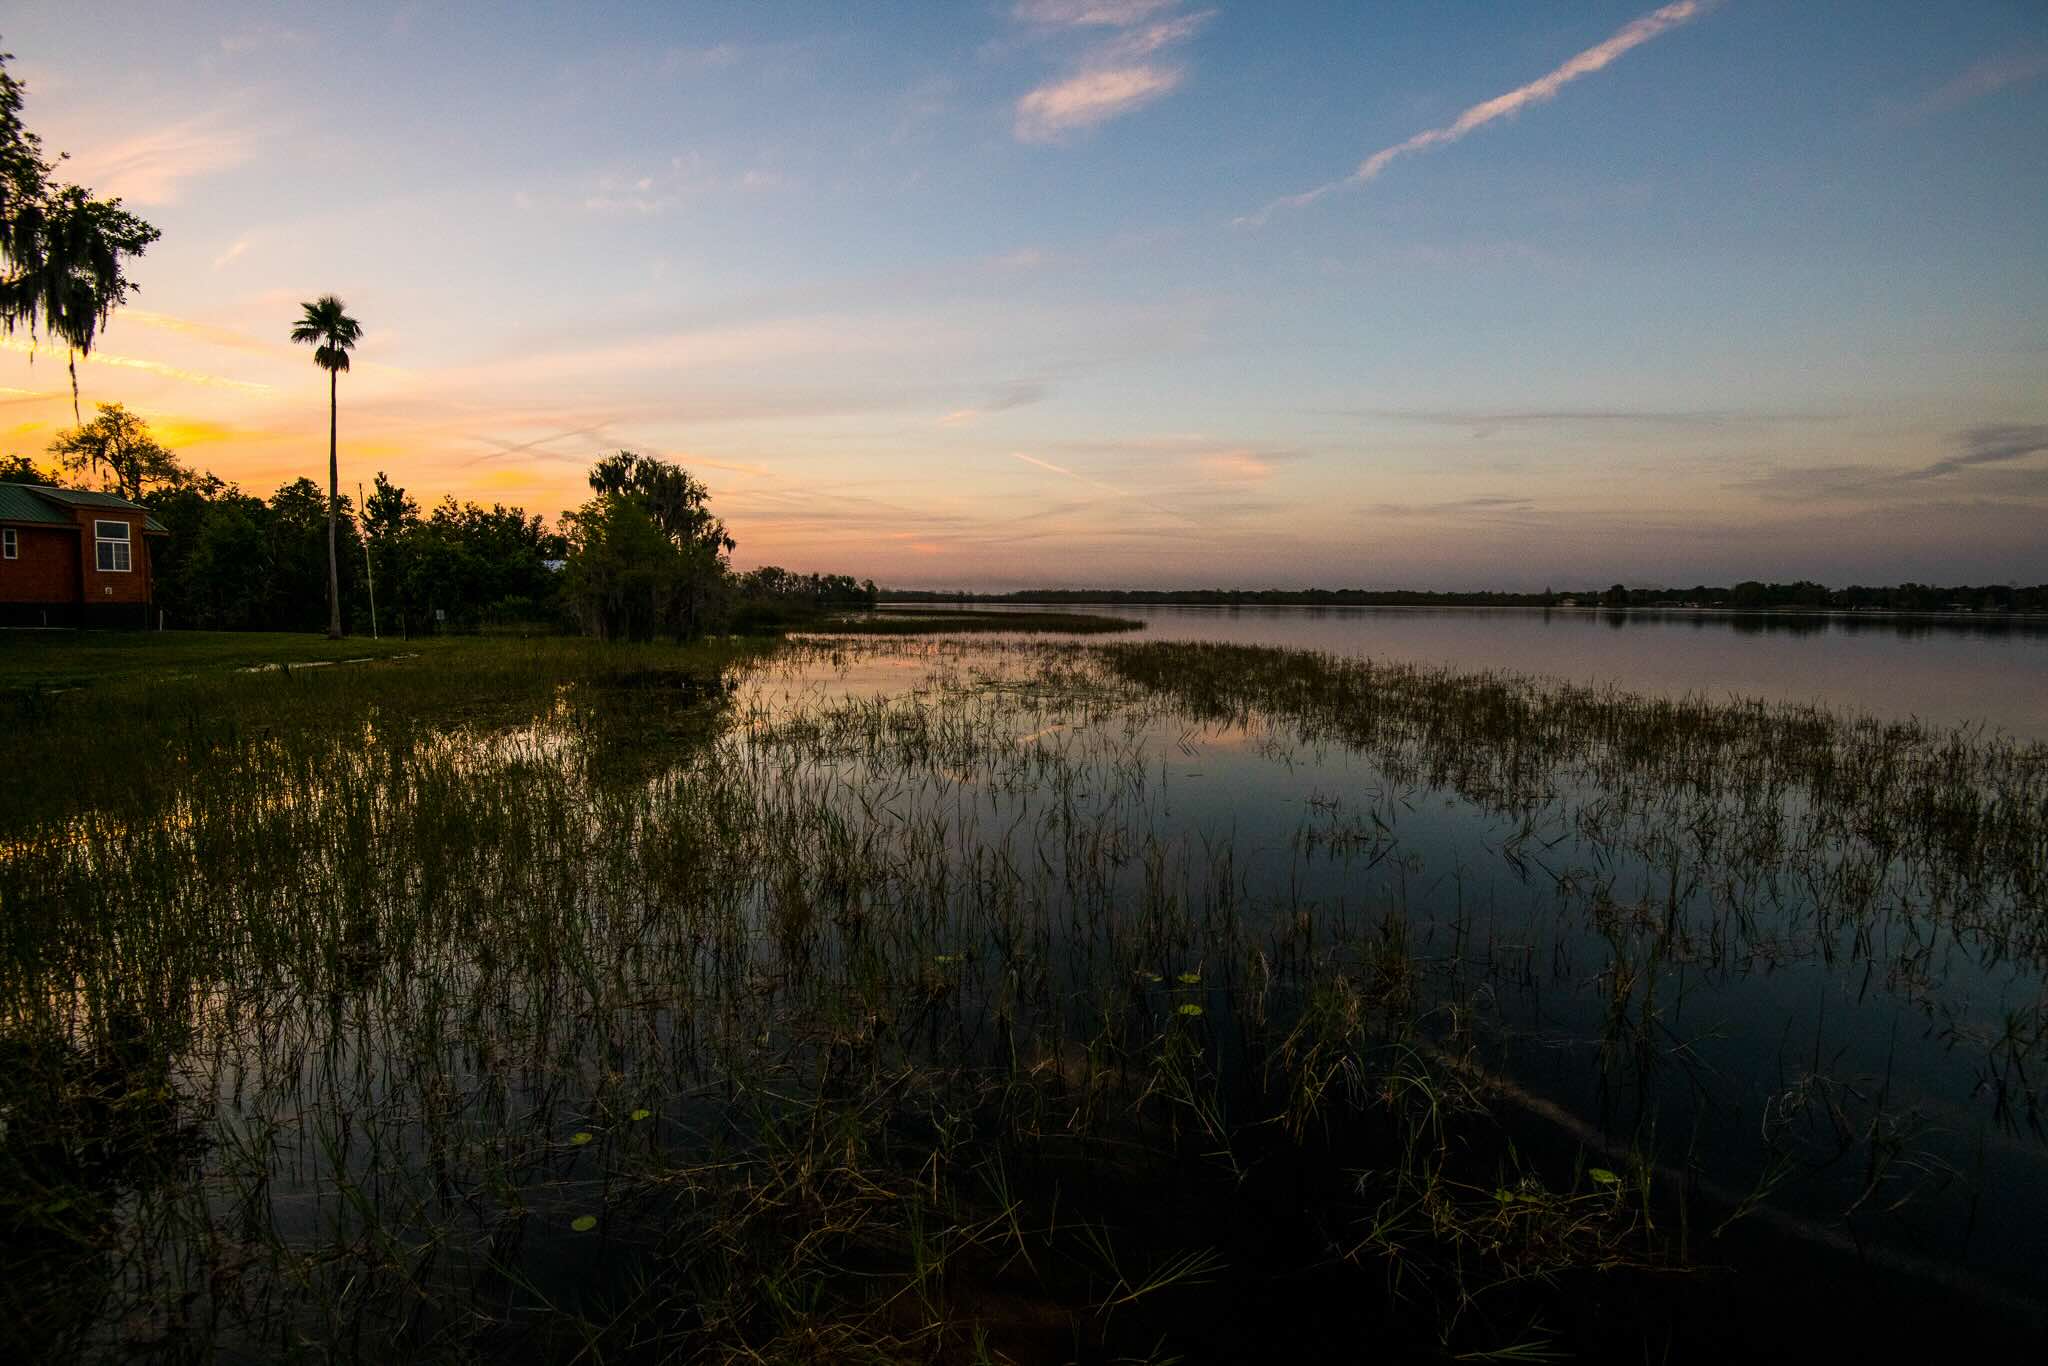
[1176,1003,1204,1018]
[571,1215,598,1232]
[630,1108,652,1122]
[1589,1167,1620,1185]
[571,1131,594,1145]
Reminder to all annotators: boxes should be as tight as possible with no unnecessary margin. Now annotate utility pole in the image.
[359,481,379,640]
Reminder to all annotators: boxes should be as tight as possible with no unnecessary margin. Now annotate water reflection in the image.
[3,635,2042,1360]
[882,605,2048,738]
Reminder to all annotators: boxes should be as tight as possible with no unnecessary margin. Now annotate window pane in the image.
[96,520,130,542]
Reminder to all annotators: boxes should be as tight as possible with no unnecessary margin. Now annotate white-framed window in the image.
[94,519,132,573]
[2,527,16,559]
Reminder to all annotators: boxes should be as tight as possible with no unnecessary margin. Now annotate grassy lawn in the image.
[0,629,465,693]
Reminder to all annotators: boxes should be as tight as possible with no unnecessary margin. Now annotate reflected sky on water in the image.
[883,605,2048,739]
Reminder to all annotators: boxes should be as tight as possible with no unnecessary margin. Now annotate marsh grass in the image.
[1,634,2043,1361]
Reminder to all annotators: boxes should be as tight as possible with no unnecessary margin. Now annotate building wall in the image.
[74,509,152,606]
[0,524,81,603]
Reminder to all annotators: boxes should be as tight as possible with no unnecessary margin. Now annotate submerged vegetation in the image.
[1,632,2044,1361]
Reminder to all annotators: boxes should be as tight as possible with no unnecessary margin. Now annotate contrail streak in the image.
[1237,1,1711,227]
[1010,450,1130,497]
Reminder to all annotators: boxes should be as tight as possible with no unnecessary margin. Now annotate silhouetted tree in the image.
[560,493,688,642]
[363,470,418,538]
[47,403,185,500]
[579,452,734,638]
[0,50,161,418]
[0,451,54,483]
[289,295,362,638]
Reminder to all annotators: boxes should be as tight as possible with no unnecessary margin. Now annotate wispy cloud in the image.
[212,238,252,270]
[1368,494,1539,518]
[1017,68,1182,141]
[1363,407,1832,436]
[1722,463,1887,502]
[1899,50,2048,121]
[0,337,272,392]
[1014,1,1180,26]
[1726,426,2048,501]
[579,153,799,214]
[1238,1,1711,226]
[1902,424,2048,481]
[64,112,256,205]
[939,381,1047,426]
[1013,2,1213,142]
[120,309,290,359]
[1196,450,1277,481]
[583,170,674,214]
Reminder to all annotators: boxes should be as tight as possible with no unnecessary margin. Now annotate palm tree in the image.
[290,295,362,638]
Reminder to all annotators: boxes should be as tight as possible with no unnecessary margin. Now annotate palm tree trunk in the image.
[326,367,342,638]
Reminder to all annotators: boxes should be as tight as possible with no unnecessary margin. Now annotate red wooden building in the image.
[0,484,167,627]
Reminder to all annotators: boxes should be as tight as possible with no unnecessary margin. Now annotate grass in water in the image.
[1,632,2042,1362]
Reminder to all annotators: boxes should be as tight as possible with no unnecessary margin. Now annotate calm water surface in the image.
[781,636,2048,1302]
[898,605,2048,739]
[21,623,2040,1358]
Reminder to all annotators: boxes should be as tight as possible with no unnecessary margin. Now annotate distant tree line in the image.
[883,588,1565,608]
[730,565,880,632]
[137,467,566,636]
[1584,581,2048,613]
[884,583,2048,614]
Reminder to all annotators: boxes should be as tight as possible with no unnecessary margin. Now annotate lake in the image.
[5,626,2044,1361]
[781,633,2048,1313]
[890,604,2048,739]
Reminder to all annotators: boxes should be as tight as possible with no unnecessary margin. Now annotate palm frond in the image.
[289,294,362,366]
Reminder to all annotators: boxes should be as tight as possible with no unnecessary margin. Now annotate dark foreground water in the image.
[895,604,2048,739]
[7,629,2043,1360]
[781,640,2048,1312]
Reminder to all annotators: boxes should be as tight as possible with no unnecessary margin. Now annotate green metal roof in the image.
[0,483,169,532]
[0,483,72,525]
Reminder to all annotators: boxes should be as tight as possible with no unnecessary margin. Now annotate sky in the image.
[2,0,2045,590]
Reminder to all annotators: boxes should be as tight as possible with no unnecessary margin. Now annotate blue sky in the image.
[3,0,2045,588]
